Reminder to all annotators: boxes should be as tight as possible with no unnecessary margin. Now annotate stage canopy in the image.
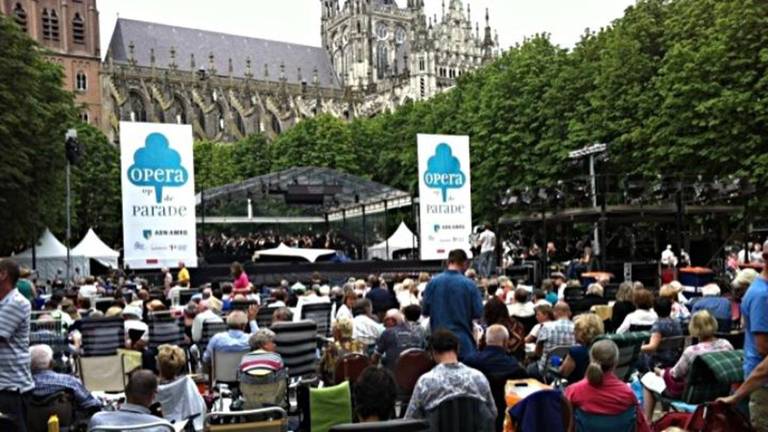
[195,166,412,224]
[368,221,418,260]
[253,243,336,263]
[72,228,120,269]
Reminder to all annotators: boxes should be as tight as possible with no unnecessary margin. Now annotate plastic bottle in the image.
[47,414,60,432]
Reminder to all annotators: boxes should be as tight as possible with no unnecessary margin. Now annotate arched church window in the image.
[72,13,85,45]
[376,43,388,79]
[12,3,27,32]
[75,71,87,91]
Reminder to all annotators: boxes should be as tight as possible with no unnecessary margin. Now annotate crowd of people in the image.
[0,240,766,431]
[197,230,360,262]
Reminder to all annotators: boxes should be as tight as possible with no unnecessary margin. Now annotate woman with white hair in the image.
[239,329,284,377]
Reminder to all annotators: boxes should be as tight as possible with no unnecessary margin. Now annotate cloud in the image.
[424,143,466,202]
[127,132,189,203]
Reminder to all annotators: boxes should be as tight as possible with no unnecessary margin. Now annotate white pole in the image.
[590,154,600,256]
[247,198,253,219]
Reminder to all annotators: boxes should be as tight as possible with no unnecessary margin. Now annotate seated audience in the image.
[354,366,398,422]
[640,297,682,371]
[573,283,608,314]
[30,344,101,413]
[464,324,524,378]
[191,297,224,343]
[690,283,732,329]
[395,278,420,308]
[156,345,206,431]
[351,299,384,347]
[402,305,427,341]
[479,297,525,356]
[404,330,496,421]
[617,289,657,334]
[525,304,554,344]
[611,282,636,330]
[507,288,535,319]
[532,289,550,307]
[365,275,397,319]
[123,305,149,349]
[659,284,690,323]
[88,370,172,430]
[271,307,293,324]
[642,310,734,420]
[373,309,426,370]
[335,288,358,321]
[202,310,250,366]
[565,340,651,432]
[530,302,575,379]
[319,318,366,384]
[559,313,604,383]
[239,329,284,377]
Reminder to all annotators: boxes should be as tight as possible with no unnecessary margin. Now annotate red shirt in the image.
[565,372,651,432]
[234,272,250,291]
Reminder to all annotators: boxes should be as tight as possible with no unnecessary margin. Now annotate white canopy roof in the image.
[253,243,336,263]
[368,221,418,260]
[16,228,68,258]
[72,228,120,268]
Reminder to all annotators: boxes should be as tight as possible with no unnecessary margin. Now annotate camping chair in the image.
[240,369,289,410]
[715,331,745,350]
[77,316,135,392]
[574,407,635,432]
[428,396,494,432]
[564,287,584,304]
[594,332,650,382]
[334,353,370,385]
[205,407,287,432]
[653,349,745,411]
[148,311,187,349]
[394,349,434,416]
[301,302,334,338]
[92,297,115,314]
[330,419,430,431]
[198,320,228,353]
[508,389,573,432]
[310,381,353,432]
[272,320,319,380]
[26,390,76,432]
[211,350,248,386]
[256,306,274,330]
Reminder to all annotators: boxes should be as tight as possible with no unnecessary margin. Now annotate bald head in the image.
[553,301,571,319]
[485,324,509,348]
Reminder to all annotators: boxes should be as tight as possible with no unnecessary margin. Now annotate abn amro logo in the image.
[127,133,189,203]
[423,143,466,202]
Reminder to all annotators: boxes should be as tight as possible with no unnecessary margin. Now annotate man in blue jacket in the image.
[423,249,483,358]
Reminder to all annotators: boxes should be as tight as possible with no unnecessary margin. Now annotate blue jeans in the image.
[478,251,495,277]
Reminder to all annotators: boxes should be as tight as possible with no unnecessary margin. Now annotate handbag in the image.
[684,401,752,432]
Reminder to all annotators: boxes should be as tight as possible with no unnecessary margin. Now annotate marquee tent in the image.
[253,243,336,263]
[367,221,418,260]
[72,228,120,269]
[13,228,89,281]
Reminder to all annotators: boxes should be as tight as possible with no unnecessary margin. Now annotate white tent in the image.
[368,221,418,260]
[72,228,120,269]
[13,228,89,281]
[253,243,336,263]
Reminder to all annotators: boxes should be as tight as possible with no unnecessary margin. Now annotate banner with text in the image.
[120,122,197,269]
[417,134,472,260]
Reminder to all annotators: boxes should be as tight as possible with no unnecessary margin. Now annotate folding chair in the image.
[89,421,175,431]
[205,407,287,432]
[77,316,136,393]
[574,407,635,432]
[334,353,370,385]
[394,348,434,416]
[653,336,686,368]
[594,332,650,382]
[301,302,333,337]
[543,345,574,383]
[272,320,319,380]
[240,370,289,410]
[198,320,228,354]
[211,350,248,386]
[256,306,274,330]
[428,396,494,432]
[147,311,186,350]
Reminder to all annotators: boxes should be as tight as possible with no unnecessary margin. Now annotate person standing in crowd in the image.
[726,242,768,431]
[476,224,497,278]
[404,330,496,422]
[177,261,190,286]
[161,267,173,297]
[0,259,33,432]
[365,275,397,320]
[423,249,484,358]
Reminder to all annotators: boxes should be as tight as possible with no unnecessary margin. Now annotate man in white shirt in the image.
[191,297,224,342]
[476,224,497,278]
[78,276,100,299]
[352,299,384,347]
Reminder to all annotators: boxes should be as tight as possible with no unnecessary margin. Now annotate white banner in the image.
[120,122,197,269]
[417,134,472,260]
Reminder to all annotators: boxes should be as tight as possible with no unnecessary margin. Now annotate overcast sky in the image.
[98,0,636,58]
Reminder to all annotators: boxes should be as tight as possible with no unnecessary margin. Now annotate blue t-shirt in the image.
[742,276,768,378]
[691,297,732,321]
[423,270,483,358]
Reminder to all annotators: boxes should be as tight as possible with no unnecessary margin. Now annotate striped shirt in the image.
[239,350,284,376]
[0,289,33,391]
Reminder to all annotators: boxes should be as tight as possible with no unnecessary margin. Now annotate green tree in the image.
[0,15,78,254]
[270,114,359,174]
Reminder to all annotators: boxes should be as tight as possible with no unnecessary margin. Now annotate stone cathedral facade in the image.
[4,0,498,143]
